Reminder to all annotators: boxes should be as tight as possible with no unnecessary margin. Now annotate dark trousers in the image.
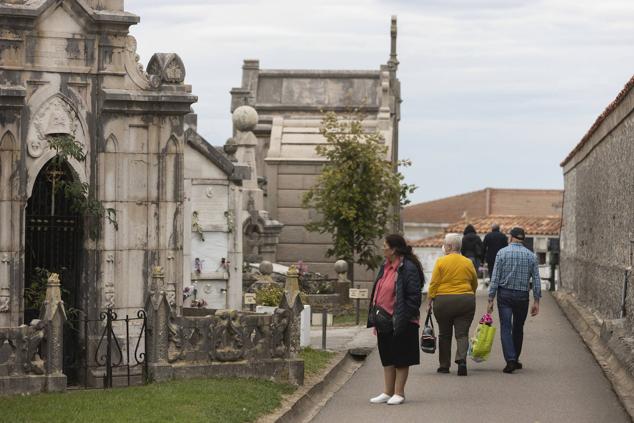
[486,259,496,277]
[433,294,476,368]
[497,288,529,363]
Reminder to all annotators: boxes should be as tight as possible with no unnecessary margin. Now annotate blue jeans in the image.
[497,288,529,363]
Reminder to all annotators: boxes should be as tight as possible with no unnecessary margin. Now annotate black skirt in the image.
[377,322,420,367]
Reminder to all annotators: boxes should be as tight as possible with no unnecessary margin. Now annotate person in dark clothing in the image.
[367,234,424,405]
[461,224,483,272]
[483,223,508,279]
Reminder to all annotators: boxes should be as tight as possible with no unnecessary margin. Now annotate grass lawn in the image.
[333,308,368,326]
[0,377,295,423]
[299,347,337,376]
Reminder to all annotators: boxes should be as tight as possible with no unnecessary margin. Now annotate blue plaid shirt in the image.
[488,243,542,301]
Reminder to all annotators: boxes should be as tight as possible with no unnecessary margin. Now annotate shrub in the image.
[255,284,284,306]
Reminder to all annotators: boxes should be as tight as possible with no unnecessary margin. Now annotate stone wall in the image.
[146,290,304,386]
[561,85,634,332]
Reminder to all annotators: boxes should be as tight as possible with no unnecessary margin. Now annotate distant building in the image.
[403,188,563,241]
[411,215,561,283]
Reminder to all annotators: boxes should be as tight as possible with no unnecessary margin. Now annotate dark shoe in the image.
[503,361,517,373]
[457,363,467,376]
[437,367,450,374]
[515,361,523,370]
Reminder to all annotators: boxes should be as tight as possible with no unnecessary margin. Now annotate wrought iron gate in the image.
[70,309,148,389]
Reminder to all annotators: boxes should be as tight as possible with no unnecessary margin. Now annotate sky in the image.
[127,0,634,204]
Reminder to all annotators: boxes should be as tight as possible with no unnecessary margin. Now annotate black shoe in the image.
[515,362,523,370]
[457,363,467,376]
[503,361,516,373]
[437,367,450,374]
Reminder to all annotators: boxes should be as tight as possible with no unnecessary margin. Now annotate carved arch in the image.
[0,131,17,151]
[165,134,179,154]
[0,131,18,202]
[105,133,118,153]
[25,94,89,199]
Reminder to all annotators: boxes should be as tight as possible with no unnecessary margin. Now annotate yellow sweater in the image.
[428,253,478,299]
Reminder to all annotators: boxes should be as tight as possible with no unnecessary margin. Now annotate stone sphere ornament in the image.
[259,260,273,275]
[223,137,238,156]
[232,106,258,132]
[334,260,348,274]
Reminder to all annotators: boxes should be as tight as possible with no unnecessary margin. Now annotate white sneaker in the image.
[387,394,405,405]
[369,393,391,404]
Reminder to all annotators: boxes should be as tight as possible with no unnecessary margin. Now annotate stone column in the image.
[145,267,173,382]
[285,265,300,304]
[40,273,67,392]
[334,260,352,305]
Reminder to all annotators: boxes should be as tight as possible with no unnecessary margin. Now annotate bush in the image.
[255,284,284,306]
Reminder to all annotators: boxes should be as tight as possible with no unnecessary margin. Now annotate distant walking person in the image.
[367,234,424,405]
[461,224,483,272]
[427,233,478,376]
[487,227,541,373]
[483,223,508,279]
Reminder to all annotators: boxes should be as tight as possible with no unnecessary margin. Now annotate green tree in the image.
[302,112,415,282]
[47,134,118,239]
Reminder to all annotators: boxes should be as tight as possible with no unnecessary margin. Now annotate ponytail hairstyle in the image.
[385,234,426,287]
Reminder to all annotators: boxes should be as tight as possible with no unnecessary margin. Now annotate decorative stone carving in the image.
[0,254,10,312]
[211,310,245,362]
[146,53,186,85]
[104,280,115,309]
[166,255,176,307]
[0,298,9,313]
[270,308,290,358]
[28,96,83,158]
[167,317,192,363]
[24,320,45,375]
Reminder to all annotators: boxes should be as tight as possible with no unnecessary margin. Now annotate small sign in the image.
[244,293,257,305]
[349,288,369,299]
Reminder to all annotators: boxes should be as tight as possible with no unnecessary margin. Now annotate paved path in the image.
[309,325,375,352]
[312,292,630,423]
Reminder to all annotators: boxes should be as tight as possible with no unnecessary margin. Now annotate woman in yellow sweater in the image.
[427,233,478,376]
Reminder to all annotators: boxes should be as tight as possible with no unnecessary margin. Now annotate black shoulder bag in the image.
[369,305,393,333]
[420,309,437,354]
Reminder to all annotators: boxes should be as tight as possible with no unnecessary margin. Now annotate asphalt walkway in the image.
[311,291,630,423]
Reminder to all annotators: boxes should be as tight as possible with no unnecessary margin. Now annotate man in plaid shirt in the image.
[487,227,541,373]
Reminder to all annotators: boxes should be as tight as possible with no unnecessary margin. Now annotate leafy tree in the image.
[302,112,416,282]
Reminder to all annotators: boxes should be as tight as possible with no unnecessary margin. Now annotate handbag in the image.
[420,309,436,354]
[369,305,394,333]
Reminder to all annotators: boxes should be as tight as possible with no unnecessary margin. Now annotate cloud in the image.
[128,0,634,202]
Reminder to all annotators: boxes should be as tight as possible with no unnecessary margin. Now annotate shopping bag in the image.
[469,314,496,362]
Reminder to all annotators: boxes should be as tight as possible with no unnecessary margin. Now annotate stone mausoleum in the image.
[229,17,401,286]
[0,0,307,394]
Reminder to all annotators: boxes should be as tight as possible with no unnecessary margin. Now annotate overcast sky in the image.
[128,0,634,204]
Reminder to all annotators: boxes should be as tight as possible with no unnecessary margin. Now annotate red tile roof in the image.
[409,233,446,248]
[561,73,634,167]
[410,215,561,248]
[403,188,563,224]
